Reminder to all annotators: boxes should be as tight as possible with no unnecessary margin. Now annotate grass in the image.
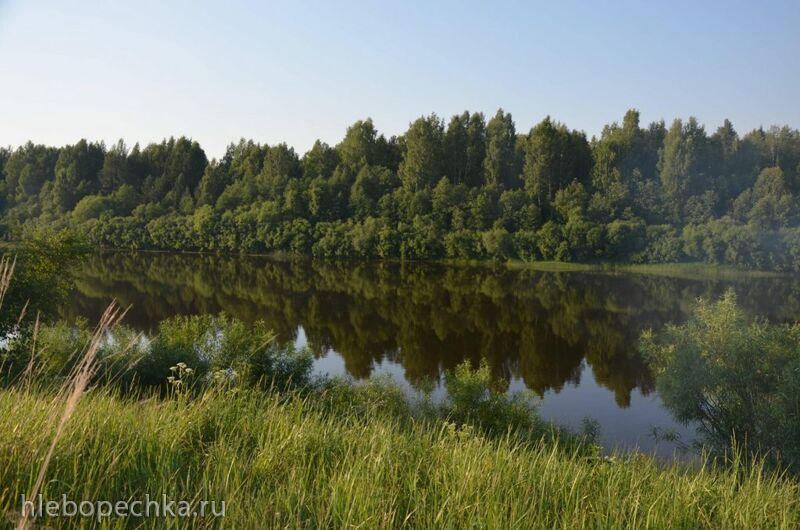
[1,383,799,529]
[601,262,787,280]
[506,259,599,272]
[507,259,789,279]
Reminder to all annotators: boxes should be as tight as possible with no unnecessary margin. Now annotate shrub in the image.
[641,290,800,471]
[511,229,539,261]
[480,227,513,260]
[1,228,88,327]
[634,224,682,263]
[442,360,543,438]
[121,314,312,392]
[536,221,563,260]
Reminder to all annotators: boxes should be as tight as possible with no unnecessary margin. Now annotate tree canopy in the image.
[3,110,800,270]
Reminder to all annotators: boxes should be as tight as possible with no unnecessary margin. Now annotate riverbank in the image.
[2,239,790,280]
[3,384,799,529]
[508,260,788,279]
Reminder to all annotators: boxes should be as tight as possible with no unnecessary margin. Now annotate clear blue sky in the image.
[0,0,797,158]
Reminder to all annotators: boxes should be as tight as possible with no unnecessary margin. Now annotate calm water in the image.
[67,252,800,455]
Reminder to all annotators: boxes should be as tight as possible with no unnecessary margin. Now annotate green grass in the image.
[2,385,798,529]
[507,259,788,279]
[506,259,599,272]
[601,262,787,280]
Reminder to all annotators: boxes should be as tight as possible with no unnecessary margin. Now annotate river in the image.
[66,252,800,456]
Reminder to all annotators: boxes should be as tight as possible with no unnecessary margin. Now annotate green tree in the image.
[337,118,384,172]
[658,118,712,222]
[350,165,398,220]
[398,114,445,191]
[483,109,518,188]
[523,117,591,214]
[50,140,105,213]
[302,140,340,181]
[98,139,131,193]
[257,143,302,198]
[196,159,231,207]
[736,167,795,229]
[444,111,486,187]
[3,142,58,206]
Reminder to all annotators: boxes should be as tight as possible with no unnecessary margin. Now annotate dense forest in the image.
[3,110,800,269]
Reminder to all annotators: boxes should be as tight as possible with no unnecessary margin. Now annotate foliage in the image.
[4,311,313,394]
[0,229,88,328]
[135,314,313,391]
[442,360,546,438]
[3,113,800,270]
[641,290,800,471]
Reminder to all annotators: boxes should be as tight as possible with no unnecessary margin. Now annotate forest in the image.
[3,110,800,270]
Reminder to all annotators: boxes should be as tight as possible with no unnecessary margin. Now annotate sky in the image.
[0,0,798,159]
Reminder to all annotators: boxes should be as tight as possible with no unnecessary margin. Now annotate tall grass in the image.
[14,303,126,529]
[0,383,798,529]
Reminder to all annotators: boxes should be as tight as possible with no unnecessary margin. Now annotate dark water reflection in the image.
[67,252,800,454]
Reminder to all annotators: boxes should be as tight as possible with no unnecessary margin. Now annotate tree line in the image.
[2,109,800,269]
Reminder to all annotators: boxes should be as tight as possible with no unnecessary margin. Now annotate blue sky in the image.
[0,0,798,158]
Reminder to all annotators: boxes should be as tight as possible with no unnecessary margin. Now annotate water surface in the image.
[68,252,800,455]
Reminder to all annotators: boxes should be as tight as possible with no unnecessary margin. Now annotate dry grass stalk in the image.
[21,312,40,385]
[16,302,125,530]
[0,255,16,312]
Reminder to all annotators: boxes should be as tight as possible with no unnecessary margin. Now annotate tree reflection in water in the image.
[67,252,800,410]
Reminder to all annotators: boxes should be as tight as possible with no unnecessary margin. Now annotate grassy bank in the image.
[7,236,786,280]
[602,262,788,280]
[507,259,788,279]
[2,384,799,529]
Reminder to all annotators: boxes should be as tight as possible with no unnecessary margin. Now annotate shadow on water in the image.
[67,252,800,455]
